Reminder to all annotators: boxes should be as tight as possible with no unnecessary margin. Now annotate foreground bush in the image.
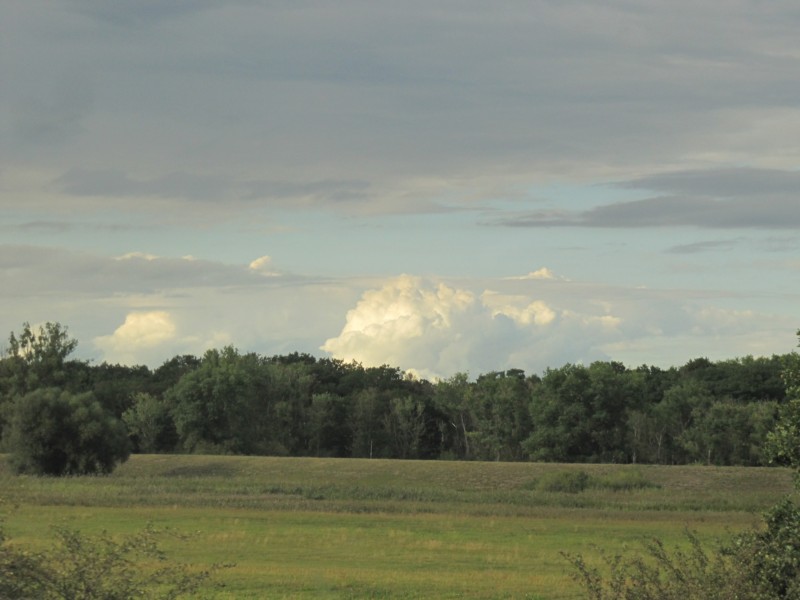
[0,521,219,599]
[565,531,742,600]
[6,388,130,475]
[566,498,800,599]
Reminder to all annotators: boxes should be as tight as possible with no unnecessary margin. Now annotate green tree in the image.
[766,345,800,471]
[526,362,637,463]
[307,392,351,457]
[384,395,426,459]
[432,373,474,459]
[350,388,390,458]
[584,361,638,463]
[268,361,315,455]
[683,400,777,466]
[5,388,130,475]
[468,370,533,461]
[122,392,178,454]
[652,379,713,464]
[526,364,592,461]
[167,347,272,455]
[4,322,79,395]
[151,354,201,396]
[89,362,154,418]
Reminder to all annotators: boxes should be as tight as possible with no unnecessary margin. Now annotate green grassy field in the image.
[0,455,794,599]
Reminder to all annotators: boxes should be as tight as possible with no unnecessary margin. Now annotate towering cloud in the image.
[94,311,177,365]
[322,274,623,379]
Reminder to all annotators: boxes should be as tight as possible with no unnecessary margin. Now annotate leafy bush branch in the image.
[0,520,226,600]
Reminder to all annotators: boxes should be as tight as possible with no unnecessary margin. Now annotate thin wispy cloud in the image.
[493,197,800,229]
[617,168,800,197]
[665,239,744,255]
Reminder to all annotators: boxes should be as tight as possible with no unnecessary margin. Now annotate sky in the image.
[2,0,800,379]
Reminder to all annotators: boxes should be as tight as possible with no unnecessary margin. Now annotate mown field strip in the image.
[0,455,794,599]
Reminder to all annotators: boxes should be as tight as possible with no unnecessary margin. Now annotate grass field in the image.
[0,455,794,599]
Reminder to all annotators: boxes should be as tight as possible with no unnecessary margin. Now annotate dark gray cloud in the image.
[5,75,93,155]
[494,197,800,229]
[53,168,374,206]
[492,166,800,229]
[2,221,150,234]
[665,239,744,254]
[240,180,371,203]
[66,0,219,28]
[55,169,231,201]
[617,168,800,197]
[5,1,800,210]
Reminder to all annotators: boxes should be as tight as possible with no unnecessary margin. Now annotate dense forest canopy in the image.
[0,322,794,467]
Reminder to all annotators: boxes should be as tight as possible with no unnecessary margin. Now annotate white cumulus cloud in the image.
[482,291,557,326]
[321,275,478,378]
[322,275,628,379]
[94,311,177,364]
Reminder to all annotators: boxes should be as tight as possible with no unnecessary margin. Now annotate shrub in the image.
[564,530,755,600]
[5,388,130,475]
[537,470,590,493]
[0,521,220,599]
[566,500,800,599]
[730,498,800,598]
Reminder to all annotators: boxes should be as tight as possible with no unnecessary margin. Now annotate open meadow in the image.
[0,455,794,599]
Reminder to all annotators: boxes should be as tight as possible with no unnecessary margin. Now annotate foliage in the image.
[765,346,800,472]
[166,347,272,454]
[533,469,658,494]
[537,470,591,493]
[730,498,800,598]
[122,392,178,453]
[566,500,800,600]
[766,398,800,472]
[527,362,641,463]
[6,388,130,475]
[89,363,154,418]
[564,531,755,600]
[0,521,218,599]
[3,322,79,396]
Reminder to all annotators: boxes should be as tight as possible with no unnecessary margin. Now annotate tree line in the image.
[0,322,792,473]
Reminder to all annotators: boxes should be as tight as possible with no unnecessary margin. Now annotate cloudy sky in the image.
[2,1,799,378]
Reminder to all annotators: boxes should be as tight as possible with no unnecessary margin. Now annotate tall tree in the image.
[167,347,271,454]
[766,336,800,471]
[384,395,426,459]
[122,392,178,454]
[4,322,80,396]
[468,370,533,461]
[432,373,473,460]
